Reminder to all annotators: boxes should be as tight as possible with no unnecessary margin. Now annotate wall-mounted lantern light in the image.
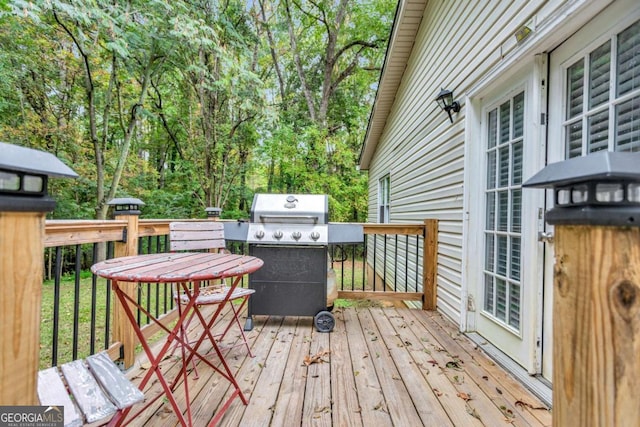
[0,141,78,212]
[523,151,640,226]
[107,197,145,216]
[435,88,461,123]
[205,207,222,218]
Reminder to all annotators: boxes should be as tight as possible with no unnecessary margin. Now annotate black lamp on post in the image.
[0,142,78,212]
[206,207,222,219]
[435,88,461,123]
[523,151,640,226]
[107,197,145,216]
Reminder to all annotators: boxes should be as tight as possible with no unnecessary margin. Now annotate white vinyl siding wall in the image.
[366,0,555,324]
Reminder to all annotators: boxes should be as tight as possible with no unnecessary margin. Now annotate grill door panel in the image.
[248,245,327,317]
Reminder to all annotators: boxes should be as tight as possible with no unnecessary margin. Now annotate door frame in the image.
[462,57,547,374]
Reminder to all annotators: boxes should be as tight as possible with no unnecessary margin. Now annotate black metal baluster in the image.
[52,246,63,367]
[72,245,82,360]
[351,244,356,291]
[383,234,387,291]
[394,235,398,292]
[416,235,420,290]
[90,243,98,355]
[362,235,368,291]
[372,234,377,291]
[104,242,113,350]
[405,235,410,292]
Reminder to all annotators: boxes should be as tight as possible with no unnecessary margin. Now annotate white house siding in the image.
[366,0,553,326]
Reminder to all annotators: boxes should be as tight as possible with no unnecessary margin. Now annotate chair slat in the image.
[60,360,117,423]
[86,352,144,410]
[171,239,225,251]
[37,367,83,427]
[170,222,226,251]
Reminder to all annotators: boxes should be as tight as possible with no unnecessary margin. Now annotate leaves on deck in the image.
[515,400,548,410]
[303,349,331,366]
[457,391,472,401]
[465,403,481,420]
[446,360,462,370]
[500,405,515,419]
[373,401,389,413]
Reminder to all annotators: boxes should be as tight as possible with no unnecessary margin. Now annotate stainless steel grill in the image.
[247,194,328,245]
[231,193,362,332]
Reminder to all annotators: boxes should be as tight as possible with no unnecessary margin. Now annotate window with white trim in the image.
[484,91,524,331]
[564,19,640,157]
[378,175,390,223]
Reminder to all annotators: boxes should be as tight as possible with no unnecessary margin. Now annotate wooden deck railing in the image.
[38,216,439,369]
[36,217,439,370]
[1,206,438,404]
[351,220,438,310]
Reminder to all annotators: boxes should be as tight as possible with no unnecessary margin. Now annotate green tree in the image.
[0,0,395,222]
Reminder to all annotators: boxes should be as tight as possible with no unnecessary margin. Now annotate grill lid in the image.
[248,194,329,245]
[250,194,329,224]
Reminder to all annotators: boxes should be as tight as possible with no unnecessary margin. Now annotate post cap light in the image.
[205,207,222,218]
[0,142,78,212]
[523,151,640,226]
[435,88,461,123]
[107,197,145,216]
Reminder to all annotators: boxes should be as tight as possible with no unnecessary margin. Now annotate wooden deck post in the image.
[524,151,640,426]
[553,225,640,426]
[0,142,77,405]
[0,212,47,405]
[109,198,143,369]
[422,219,438,310]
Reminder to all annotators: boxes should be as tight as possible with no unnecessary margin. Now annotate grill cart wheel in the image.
[314,310,335,332]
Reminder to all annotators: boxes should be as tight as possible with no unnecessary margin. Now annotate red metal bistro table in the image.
[91,252,263,426]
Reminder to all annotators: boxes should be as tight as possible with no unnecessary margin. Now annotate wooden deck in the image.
[124,305,551,426]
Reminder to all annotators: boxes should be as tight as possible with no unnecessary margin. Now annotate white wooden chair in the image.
[38,351,144,427]
[169,222,255,375]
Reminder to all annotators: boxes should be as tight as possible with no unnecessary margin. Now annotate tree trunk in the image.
[100,48,156,218]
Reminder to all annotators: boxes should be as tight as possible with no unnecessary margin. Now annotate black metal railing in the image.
[43,242,116,368]
[330,233,423,294]
[41,235,176,368]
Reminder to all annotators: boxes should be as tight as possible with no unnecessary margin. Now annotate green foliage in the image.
[0,0,395,221]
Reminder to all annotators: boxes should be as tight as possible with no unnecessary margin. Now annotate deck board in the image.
[342,308,393,426]
[123,306,551,426]
[422,310,552,427]
[358,308,424,426]
[329,308,363,427]
[270,317,312,427]
[372,307,454,426]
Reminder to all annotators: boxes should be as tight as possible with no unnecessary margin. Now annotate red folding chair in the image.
[169,221,255,376]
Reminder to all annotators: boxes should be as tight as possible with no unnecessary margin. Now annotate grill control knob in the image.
[273,230,283,240]
[292,231,302,241]
[310,231,320,241]
[254,230,265,239]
